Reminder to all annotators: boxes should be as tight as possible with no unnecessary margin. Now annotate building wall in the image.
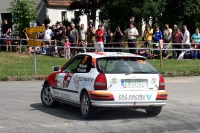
[0,0,45,25]
[46,7,100,30]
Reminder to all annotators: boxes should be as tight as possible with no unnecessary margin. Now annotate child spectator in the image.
[193,45,200,60]
[138,45,147,57]
[64,38,70,58]
[152,43,160,59]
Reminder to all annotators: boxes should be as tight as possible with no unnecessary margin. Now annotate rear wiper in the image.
[126,71,150,75]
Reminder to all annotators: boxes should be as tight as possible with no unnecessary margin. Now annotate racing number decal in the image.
[63,73,74,88]
[80,56,89,64]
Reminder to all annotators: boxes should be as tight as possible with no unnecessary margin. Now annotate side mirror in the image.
[53,66,60,72]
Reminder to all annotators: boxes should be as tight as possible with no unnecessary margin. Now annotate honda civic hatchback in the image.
[41,52,168,119]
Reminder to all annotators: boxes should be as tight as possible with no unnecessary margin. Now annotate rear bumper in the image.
[91,100,167,107]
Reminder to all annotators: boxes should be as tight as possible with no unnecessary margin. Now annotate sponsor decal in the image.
[77,68,87,73]
[61,93,70,99]
[150,78,156,84]
[118,94,145,100]
[74,74,79,90]
[79,64,87,68]
[109,76,118,84]
[146,94,152,100]
[53,90,59,95]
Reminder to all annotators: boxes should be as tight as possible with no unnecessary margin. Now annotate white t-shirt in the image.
[79,29,87,40]
[43,29,52,40]
[183,30,190,43]
[124,28,139,40]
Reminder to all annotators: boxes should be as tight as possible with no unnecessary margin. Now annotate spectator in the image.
[152,43,160,59]
[89,20,94,27]
[184,45,194,59]
[1,19,11,52]
[105,28,113,52]
[143,23,153,48]
[113,25,123,52]
[65,26,70,39]
[163,24,172,47]
[172,24,178,58]
[43,24,52,55]
[127,16,137,29]
[6,32,12,52]
[69,23,79,56]
[95,25,104,52]
[162,46,171,59]
[138,45,147,57]
[79,24,87,53]
[191,28,200,48]
[56,22,66,56]
[193,45,200,60]
[153,26,163,49]
[64,38,70,58]
[86,24,96,52]
[183,25,190,48]
[13,35,20,52]
[124,22,139,54]
[173,27,183,58]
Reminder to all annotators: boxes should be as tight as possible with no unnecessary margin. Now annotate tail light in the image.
[94,74,107,90]
[159,74,165,90]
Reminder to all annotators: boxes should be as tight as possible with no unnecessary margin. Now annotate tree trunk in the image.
[90,0,97,27]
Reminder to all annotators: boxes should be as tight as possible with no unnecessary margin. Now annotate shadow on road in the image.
[30,103,153,121]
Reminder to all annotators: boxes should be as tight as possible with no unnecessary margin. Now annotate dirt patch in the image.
[8,52,32,58]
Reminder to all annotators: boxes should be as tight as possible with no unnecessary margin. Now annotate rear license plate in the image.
[121,79,147,88]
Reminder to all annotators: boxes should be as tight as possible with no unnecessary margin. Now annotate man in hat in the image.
[153,26,163,49]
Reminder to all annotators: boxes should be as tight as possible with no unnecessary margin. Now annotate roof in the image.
[78,52,145,58]
[44,0,73,7]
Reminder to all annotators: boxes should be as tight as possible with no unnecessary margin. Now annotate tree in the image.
[100,0,166,31]
[70,0,107,27]
[8,0,37,37]
[160,0,200,32]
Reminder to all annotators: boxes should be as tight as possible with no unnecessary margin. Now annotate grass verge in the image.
[0,52,200,81]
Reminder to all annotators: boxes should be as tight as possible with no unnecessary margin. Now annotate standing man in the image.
[95,25,104,52]
[43,24,52,55]
[56,22,66,56]
[86,24,96,52]
[69,23,79,56]
[113,26,123,52]
[124,22,139,54]
[172,24,178,58]
[183,25,190,48]
[79,24,87,53]
[153,26,163,49]
[163,24,172,48]
[1,19,11,51]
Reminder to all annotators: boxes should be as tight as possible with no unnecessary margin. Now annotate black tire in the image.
[41,84,60,108]
[80,92,97,119]
[146,106,162,116]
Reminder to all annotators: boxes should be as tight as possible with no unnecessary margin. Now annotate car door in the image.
[51,55,92,103]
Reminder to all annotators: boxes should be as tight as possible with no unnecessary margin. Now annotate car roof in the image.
[78,52,145,59]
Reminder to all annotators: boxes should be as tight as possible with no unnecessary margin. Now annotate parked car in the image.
[41,52,168,119]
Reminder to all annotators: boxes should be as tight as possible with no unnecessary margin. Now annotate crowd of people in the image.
[142,23,200,60]
[1,17,200,60]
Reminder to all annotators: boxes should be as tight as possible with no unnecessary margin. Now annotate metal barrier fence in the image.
[1,37,200,73]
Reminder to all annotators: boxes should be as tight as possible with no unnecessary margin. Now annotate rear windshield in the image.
[96,57,158,74]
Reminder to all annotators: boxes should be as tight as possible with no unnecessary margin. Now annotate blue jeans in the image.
[193,53,200,59]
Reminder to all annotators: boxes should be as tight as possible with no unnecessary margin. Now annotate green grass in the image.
[0,52,200,80]
[0,52,67,77]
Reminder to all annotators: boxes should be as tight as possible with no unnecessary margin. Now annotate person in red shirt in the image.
[95,25,104,52]
[173,27,183,58]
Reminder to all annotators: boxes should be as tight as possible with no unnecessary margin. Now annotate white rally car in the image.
[41,52,168,119]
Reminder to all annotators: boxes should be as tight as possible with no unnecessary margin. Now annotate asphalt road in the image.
[0,77,200,133]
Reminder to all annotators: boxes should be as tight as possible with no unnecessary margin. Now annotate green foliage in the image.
[8,0,37,35]
[43,17,51,25]
[100,0,166,31]
[160,0,200,32]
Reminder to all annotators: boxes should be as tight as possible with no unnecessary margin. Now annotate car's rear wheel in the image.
[80,92,97,119]
[41,84,60,108]
[146,106,162,116]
